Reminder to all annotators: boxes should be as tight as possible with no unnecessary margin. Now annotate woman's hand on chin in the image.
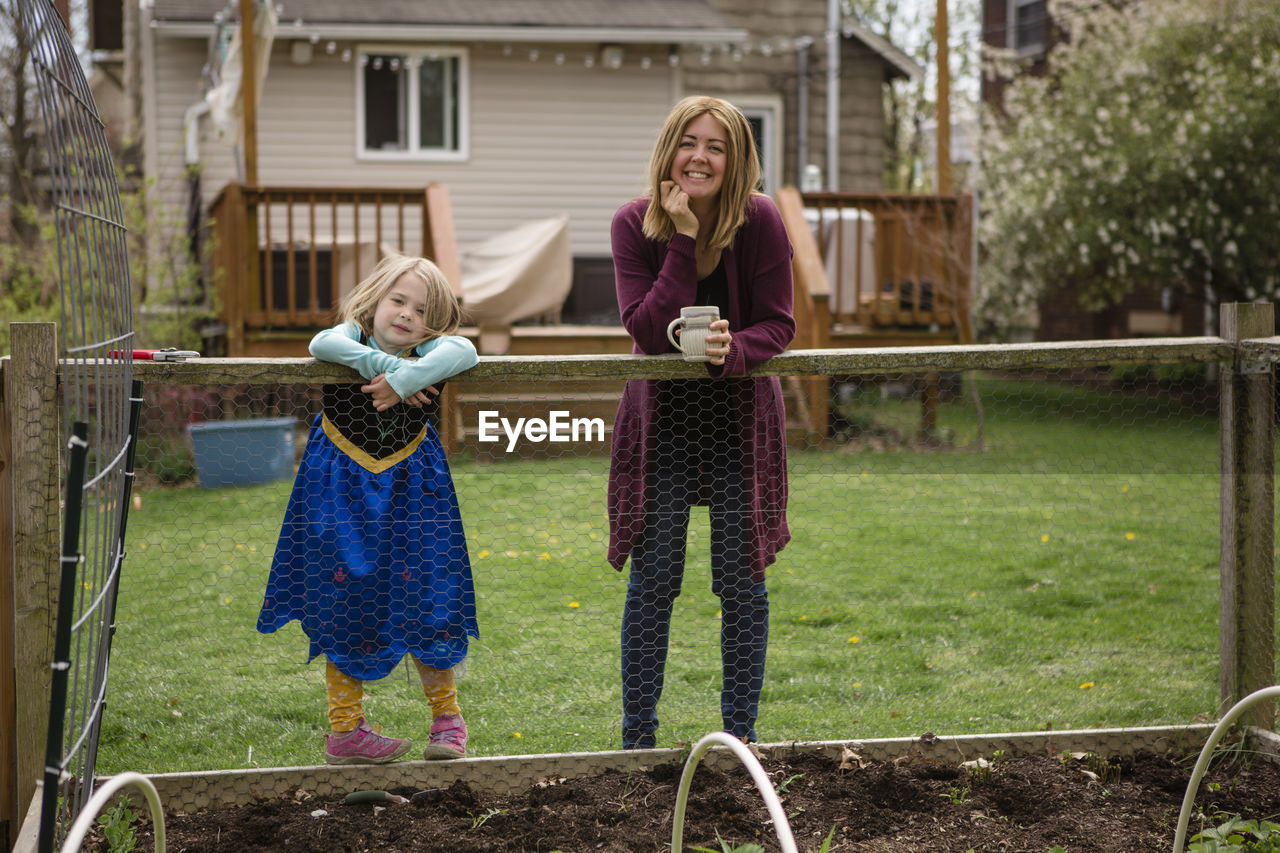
[660,180,699,238]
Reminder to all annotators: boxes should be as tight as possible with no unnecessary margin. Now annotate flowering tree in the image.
[978,0,1280,336]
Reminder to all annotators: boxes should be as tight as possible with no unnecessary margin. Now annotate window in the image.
[1009,0,1047,56]
[358,47,467,160]
[732,96,783,195]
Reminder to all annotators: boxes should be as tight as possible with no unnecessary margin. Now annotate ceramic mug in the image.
[666,306,720,362]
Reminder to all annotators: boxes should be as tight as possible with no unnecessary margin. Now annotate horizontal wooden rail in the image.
[67,337,1247,387]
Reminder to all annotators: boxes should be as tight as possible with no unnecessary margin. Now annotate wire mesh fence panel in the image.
[94,357,1240,780]
[16,0,135,847]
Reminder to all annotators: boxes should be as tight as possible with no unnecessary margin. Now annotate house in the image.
[95,0,921,349]
[979,0,1052,110]
[979,0,1204,339]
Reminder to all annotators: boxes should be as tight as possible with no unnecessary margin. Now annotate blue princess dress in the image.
[258,327,480,681]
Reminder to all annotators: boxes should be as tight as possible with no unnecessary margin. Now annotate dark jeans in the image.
[620,436,769,749]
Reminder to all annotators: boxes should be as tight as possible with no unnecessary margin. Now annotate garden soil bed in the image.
[105,746,1280,852]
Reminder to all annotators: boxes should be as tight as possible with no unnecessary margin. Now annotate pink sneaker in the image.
[422,713,467,760]
[325,718,412,765]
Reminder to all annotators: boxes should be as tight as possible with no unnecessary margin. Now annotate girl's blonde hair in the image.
[338,254,463,346]
[641,95,762,252]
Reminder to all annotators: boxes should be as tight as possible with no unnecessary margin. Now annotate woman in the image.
[607,96,796,749]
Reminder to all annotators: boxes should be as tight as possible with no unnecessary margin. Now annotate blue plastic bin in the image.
[187,417,296,488]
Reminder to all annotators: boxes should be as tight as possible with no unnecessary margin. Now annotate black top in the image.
[653,257,747,462]
[322,381,441,460]
[320,332,441,460]
[696,258,730,318]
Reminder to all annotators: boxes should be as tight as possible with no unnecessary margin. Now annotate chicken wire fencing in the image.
[86,342,1275,781]
[14,0,136,850]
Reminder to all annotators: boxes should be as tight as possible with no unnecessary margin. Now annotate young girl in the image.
[258,254,480,764]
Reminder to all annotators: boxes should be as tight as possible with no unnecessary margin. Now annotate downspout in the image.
[184,101,210,168]
[139,0,160,310]
[183,101,210,302]
[795,36,811,186]
[826,0,840,190]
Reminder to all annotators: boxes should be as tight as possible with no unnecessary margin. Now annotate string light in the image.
[337,33,837,75]
[250,9,840,76]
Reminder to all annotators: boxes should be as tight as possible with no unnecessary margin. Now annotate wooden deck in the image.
[206,181,974,442]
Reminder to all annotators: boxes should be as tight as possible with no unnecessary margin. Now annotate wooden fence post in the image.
[2,323,61,839]
[1219,302,1276,727]
[0,342,11,850]
[217,182,247,357]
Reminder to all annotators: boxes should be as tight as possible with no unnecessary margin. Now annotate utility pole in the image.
[935,0,952,194]
[239,0,258,187]
[238,0,260,360]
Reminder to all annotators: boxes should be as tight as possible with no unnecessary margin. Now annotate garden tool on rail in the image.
[109,347,201,360]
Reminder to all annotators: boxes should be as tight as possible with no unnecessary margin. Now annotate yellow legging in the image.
[325,657,461,733]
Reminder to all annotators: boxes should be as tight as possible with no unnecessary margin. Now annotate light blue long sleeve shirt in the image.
[309,322,478,401]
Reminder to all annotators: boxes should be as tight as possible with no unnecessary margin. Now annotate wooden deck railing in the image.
[775,187,832,440]
[799,190,974,343]
[775,186,977,436]
[206,182,972,362]
[208,182,461,356]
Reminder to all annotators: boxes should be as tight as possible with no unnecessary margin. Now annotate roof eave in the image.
[842,17,923,81]
[149,20,749,45]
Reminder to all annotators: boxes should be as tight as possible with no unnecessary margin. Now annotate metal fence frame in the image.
[6,0,136,848]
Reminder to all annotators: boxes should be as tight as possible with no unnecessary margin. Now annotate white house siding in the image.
[148,36,237,247]
[148,35,678,258]
[689,0,895,192]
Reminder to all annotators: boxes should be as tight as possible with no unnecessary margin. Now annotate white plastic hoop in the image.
[671,732,798,853]
[1172,685,1280,853]
[60,771,166,853]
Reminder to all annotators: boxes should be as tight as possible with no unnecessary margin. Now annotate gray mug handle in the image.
[666,316,684,351]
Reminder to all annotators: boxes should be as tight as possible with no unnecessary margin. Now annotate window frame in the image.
[355,44,470,162]
[1007,0,1048,57]
[731,94,784,196]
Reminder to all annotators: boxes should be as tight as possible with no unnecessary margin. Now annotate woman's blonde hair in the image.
[338,254,463,347]
[641,95,762,252]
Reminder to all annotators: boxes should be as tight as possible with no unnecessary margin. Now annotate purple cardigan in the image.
[606,194,796,581]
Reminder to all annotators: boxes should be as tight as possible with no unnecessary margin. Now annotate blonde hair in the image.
[641,96,762,252]
[338,254,463,347]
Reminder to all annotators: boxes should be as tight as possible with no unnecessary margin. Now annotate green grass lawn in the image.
[96,373,1244,774]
